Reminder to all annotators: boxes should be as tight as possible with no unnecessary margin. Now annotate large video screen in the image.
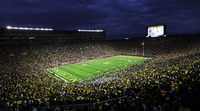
[147,25,165,37]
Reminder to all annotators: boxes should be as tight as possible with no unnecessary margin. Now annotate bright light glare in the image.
[6,26,12,29]
[78,29,104,32]
[6,26,53,31]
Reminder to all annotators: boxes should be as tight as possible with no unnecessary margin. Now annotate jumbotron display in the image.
[147,25,166,37]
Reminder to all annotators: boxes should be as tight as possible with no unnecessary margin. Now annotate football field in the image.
[47,55,147,83]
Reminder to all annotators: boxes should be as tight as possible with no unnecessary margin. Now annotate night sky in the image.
[0,0,200,39]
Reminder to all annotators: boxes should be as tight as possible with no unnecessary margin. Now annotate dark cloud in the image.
[0,0,200,38]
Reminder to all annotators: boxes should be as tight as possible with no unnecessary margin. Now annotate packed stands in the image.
[0,35,200,111]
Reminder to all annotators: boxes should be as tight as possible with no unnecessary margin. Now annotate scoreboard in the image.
[147,25,166,37]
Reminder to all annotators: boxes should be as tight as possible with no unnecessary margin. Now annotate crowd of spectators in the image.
[0,36,200,111]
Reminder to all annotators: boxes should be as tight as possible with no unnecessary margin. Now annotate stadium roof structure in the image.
[0,26,106,44]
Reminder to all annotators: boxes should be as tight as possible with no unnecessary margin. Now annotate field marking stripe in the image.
[59,67,84,79]
[47,69,69,83]
[50,67,81,82]
[50,70,76,82]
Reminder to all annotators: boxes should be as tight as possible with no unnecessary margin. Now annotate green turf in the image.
[47,55,147,83]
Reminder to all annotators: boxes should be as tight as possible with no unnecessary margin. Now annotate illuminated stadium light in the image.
[6,26,12,29]
[35,28,40,30]
[78,29,104,32]
[28,37,35,39]
[124,38,129,40]
[19,27,24,30]
[40,28,45,31]
[23,27,29,30]
[6,26,53,31]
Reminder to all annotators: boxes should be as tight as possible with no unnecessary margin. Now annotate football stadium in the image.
[1,1,200,111]
[1,27,200,111]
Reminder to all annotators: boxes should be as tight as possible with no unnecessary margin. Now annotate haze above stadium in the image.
[0,0,200,39]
